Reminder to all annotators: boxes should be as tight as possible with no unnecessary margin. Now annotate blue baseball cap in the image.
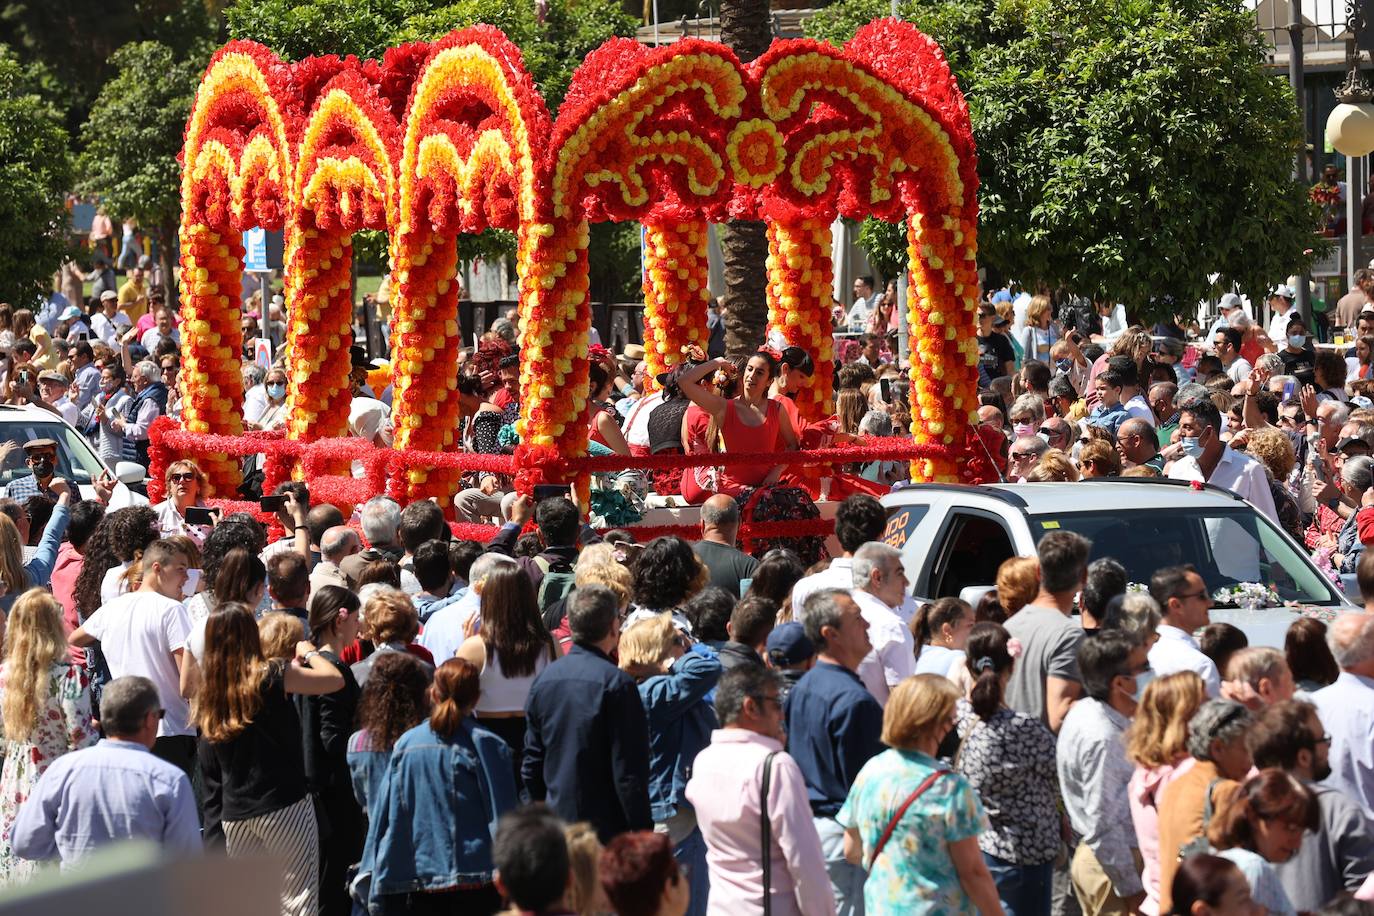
[766,622,815,667]
[991,290,1012,304]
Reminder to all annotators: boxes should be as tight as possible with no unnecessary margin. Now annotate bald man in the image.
[694,493,758,597]
[310,524,360,596]
[1117,417,1163,472]
[1313,609,1374,818]
[977,405,1005,431]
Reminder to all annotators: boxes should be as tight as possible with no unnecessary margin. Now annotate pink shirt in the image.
[685,729,835,916]
[50,542,84,666]
[1130,758,1193,916]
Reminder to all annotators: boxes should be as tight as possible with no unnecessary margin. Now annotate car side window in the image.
[930,511,1016,599]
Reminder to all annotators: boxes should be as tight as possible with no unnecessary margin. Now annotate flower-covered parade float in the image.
[163,20,982,514]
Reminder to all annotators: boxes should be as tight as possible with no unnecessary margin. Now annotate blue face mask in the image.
[1288,334,1307,348]
[1181,435,1205,459]
[267,384,286,400]
[1128,668,1155,704]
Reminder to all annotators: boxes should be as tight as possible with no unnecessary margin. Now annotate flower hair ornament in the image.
[1007,637,1023,659]
[757,345,783,361]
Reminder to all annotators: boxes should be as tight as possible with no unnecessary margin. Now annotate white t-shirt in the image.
[81,591,193,737]
[99,562,131,606]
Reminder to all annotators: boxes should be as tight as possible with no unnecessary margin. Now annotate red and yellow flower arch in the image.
[175,19,979,504]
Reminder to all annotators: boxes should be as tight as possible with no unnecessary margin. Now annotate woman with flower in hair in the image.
[676,348,798,504]
[952,622,1059,915]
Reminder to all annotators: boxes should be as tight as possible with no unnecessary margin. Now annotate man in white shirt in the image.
[847,276,878,331]
[792,495,915,620]
[1168,398,1278,523]
[1267,286,1299,343]
[37,371,78,426]
[138,307,181,353]
[848,542,916,706]
[69,539,195,777]
[1313,612,1374,820]
[1146,564,1221,696]
[89,290,131,347]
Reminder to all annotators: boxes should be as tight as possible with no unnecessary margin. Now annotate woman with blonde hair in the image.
[1017,295,1060,364]
[197,602,343,916]
[995,556,1039,618]
[0,482,70,615]
[1026,448,1080,482]
[618,613,720,915]
[0,588,97,883]
[839,674,1004,915]
[563,822,612,915]
[1078,438,1122,478]
[258,611,305,661]
[152,458,212,547]
[1125,671,1207,916]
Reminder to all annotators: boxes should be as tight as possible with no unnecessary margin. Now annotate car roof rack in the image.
[888,482,1029,509]
[1073,475,1248,503]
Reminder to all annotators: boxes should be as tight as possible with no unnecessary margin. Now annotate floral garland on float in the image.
[390,27,551,506]
[523,37,749,498]
[750,21,980,481]
[179,40,300,497]
[284,66,399,453]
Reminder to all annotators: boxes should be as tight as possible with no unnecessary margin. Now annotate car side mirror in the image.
[114,461,146,485]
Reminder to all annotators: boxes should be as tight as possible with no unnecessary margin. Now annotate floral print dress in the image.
[0,663,97,885]
[838,747,988,916]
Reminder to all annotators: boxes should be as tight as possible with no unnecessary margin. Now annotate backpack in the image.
[534,555,576,612]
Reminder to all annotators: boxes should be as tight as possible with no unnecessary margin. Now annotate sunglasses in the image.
[1009,450,1039,460]
[168,472,196,483]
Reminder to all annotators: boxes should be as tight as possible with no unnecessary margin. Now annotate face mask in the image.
[1128,668,1155,704]
[31,459,53,479]
[267,384,286,400]
[1181,435,1205,460]
[1013,423,1034,439]
[1288,335,1307,348]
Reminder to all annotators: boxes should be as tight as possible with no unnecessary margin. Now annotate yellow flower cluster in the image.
[765,218,835,422]
[642,221,711,389]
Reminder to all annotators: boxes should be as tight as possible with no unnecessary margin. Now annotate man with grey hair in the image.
[110,359,168,465]
[341,495,404,582]
[1008,434,1049,481]
[242,362,268,423]
[693,493,757,598]
[418,552,517,663]
[849,542,915,706]
[784,588,881,915]
[686,665,835,916]
[1332,455,1374,575]
[524,584,652,841]
[11,676,200,868]
[1156,700,1254,905]
[309,525,360,597]
[1314,613,1374,819]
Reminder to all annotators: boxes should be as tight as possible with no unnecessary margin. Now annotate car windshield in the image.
[0,421,105,486]
[1029,506,1343,606]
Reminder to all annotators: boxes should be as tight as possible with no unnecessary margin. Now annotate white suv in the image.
[0,403,147,505]
[880,478,1354,647]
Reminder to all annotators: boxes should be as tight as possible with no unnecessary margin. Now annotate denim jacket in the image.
[638,651,721,822]
[357,719,516,906]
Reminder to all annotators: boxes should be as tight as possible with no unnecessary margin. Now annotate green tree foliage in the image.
[225,0,637,112]
[808,0,1319,318]
[0,49,73,305]
[0,0,217,131]
[77,41,211,297]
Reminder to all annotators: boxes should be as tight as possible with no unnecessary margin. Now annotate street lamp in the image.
[1327,0,1374,157]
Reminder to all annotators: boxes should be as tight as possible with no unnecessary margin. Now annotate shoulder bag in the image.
[867,769,952,870]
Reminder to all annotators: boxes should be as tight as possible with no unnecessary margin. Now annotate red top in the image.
[719,399,781,490]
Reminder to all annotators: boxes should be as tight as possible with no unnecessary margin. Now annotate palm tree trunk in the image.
[719,0,771,356]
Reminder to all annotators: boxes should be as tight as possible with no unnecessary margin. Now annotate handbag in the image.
[760,751,780,916]
[867,770,952,869]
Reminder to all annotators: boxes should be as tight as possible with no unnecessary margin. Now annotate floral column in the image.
[906,208,980,482]
[642,220,712,390]
[765,217,835,422]
[178,223,245,496]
